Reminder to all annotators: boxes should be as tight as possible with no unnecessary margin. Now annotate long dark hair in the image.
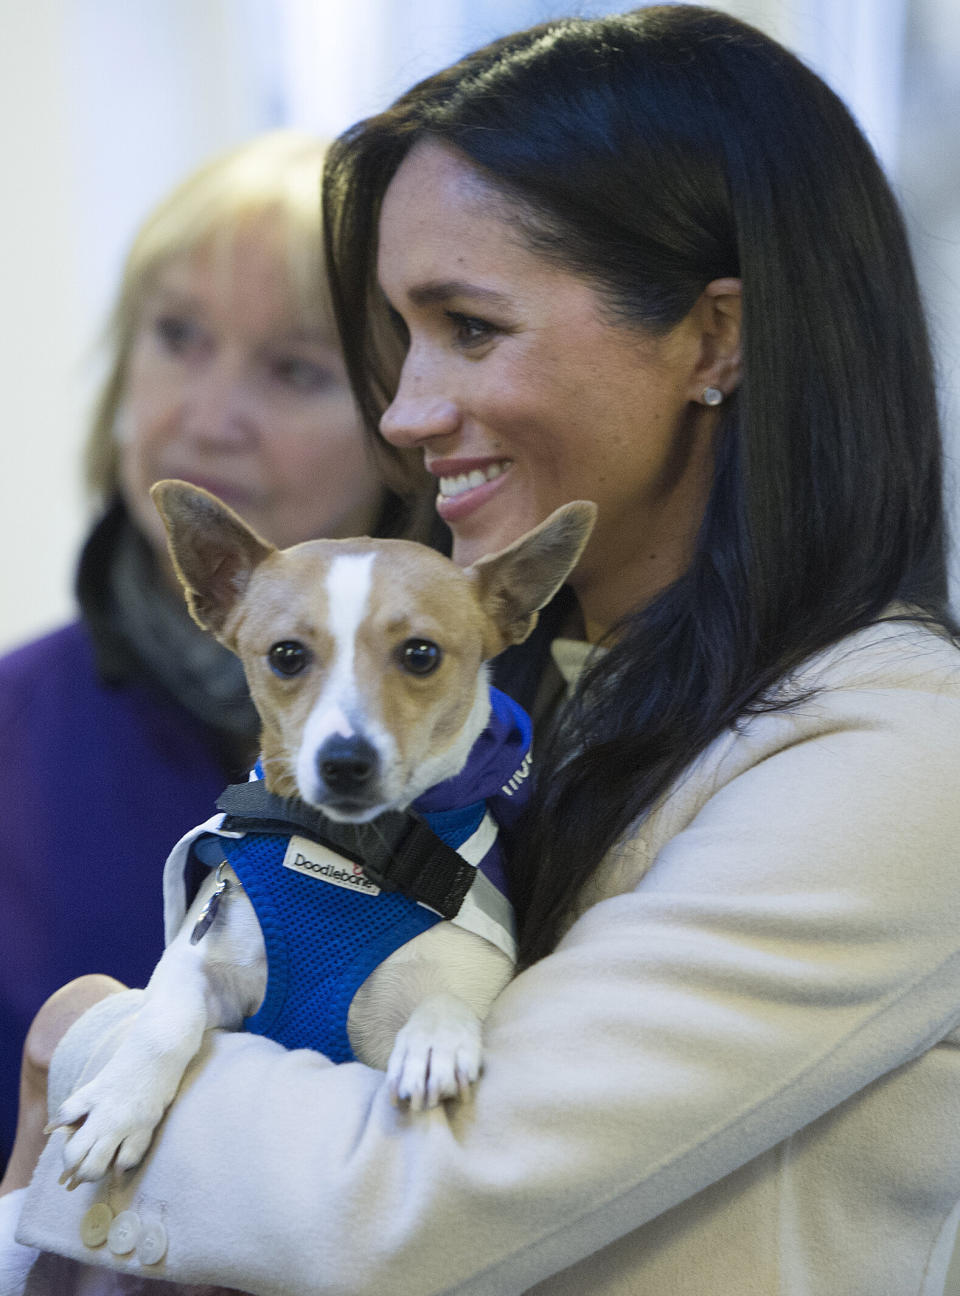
[324,6,953,966]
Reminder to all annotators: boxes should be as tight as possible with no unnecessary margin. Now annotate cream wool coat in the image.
[9,616,960,1296]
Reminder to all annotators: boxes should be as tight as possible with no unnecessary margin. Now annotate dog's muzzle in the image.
[316,733,381,807]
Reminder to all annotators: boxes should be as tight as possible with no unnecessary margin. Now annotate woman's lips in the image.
[430,459,511,523]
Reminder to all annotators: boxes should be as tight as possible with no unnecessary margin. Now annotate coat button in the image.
[80,1202,113,1248]
[107,1209,142,1255]
[137,1218,169,1266]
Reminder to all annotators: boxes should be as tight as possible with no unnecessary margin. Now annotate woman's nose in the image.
[379,356,460,448]
[182,357,257,447]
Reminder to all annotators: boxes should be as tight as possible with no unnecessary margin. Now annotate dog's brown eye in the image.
[268,640,310,677]
[397,639,442,676]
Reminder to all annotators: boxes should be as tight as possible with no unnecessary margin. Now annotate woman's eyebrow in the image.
[407,280,513,308]
[146,287,204,312]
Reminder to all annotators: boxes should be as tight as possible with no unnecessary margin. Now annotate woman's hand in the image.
[0,975,127,1196]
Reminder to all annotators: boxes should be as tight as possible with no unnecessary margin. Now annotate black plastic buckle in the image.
[215,781,476,919]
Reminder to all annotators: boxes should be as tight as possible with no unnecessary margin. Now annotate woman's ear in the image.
[686,277,742,404]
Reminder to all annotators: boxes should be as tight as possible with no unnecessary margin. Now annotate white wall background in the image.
[0,0,273,652]
[1,0,958,653]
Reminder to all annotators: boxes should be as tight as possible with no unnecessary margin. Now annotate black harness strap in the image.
[215,781,478,921]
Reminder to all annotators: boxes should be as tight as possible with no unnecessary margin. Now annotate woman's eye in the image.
[268,640,311,677]
[395,638,442,676]
[446,311,496,349]
[270,355,333,394]
[154,314,204,355]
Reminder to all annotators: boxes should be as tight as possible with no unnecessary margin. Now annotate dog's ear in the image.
[467,501,597,657]
[151,480,275,636]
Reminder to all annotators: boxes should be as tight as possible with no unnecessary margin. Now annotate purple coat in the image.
[0,621,237,1167]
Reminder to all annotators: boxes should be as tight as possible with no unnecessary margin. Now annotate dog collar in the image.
[215,781,480,921]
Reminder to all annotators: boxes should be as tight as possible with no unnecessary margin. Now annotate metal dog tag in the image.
[190,863,230,945]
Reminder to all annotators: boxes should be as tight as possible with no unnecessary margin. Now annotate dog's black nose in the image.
[317,734,379,793]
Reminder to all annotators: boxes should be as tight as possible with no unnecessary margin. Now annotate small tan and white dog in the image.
[50,480,595,1187]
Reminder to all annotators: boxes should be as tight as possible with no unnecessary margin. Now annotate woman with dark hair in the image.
[324,2,952,967]
[6,8,960,1295]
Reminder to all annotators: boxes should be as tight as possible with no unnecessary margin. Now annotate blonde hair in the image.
[86,130,333,500]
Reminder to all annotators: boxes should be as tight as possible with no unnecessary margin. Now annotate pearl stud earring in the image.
[702,386,724,406]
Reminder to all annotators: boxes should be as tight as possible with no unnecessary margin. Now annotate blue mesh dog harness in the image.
[219,831,444,1060]
[169,687,530,1063]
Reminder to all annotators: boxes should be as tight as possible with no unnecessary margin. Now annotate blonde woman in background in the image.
[0,131,426,1174]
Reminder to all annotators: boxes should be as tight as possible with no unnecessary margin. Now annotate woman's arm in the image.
[17,650,960,1295]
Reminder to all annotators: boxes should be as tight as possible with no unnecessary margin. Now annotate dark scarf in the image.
[77,498,260,771]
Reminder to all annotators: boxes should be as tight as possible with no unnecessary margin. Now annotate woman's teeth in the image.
[438,461,508,500]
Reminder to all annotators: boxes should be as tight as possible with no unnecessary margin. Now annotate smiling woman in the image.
[376,139,738,634]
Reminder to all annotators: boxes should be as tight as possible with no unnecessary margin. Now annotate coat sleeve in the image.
[17,660,960,1296]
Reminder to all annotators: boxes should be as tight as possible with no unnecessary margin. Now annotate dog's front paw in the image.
[49,1072,171,1186]
[386,993,483,1111]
